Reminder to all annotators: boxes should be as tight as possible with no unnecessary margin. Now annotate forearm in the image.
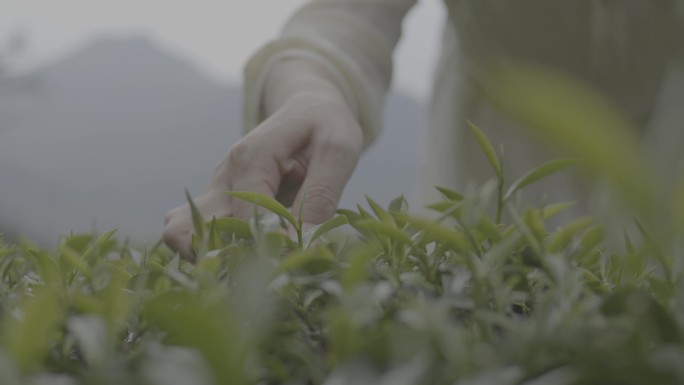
[244,0,416,147]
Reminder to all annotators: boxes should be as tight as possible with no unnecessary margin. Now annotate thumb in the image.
[292,140,360,226]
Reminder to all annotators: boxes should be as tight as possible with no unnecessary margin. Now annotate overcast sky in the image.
[1,0,445,102]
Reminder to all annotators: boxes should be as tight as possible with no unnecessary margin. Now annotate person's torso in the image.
[444,0,683,126]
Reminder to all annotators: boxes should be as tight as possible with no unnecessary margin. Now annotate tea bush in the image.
[1,60,682,385]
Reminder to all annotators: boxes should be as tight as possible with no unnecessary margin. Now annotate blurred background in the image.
[0,1,445,245]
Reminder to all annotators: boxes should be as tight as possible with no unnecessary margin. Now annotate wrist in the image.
[263,58,354,117]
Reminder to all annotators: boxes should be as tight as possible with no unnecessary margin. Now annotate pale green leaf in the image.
[2,289,63,372]
[226,191,297,228]
[365,195,394,223]
[435,186,464,201]
[504,159,583,201]
[482,59,656,216]
[353,219,413,245]
[307,215,348,247]
[468,120,502,180]
[185,189,205,240]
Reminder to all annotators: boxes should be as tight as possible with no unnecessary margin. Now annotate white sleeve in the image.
[243,0,418,149]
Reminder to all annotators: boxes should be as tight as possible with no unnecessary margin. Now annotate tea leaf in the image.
[482,59,656,217]
[2,289,63,372]
[353,219,413,245]
[504,159,582,201]
[468,120,502,179]
[388,195,409,213]
[541,201,577,220]
[307,215,348,247]
[435,186,465,201]
[410,218,471,253]
[274,248,335,275]
[226,191,297,228]
[364,196,393,224]
[59,246,92,279]
[185,189,205,241]
[546,217,595,253]
[213,217,253,241]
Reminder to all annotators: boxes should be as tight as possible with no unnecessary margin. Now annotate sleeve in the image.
[243,0,418,149]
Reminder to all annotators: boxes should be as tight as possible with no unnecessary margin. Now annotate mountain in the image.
[0,36,423,244]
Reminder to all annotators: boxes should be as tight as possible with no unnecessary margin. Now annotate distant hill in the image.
[0,36,423,244]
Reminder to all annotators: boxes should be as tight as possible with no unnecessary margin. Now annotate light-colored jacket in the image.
[243,0,683,213]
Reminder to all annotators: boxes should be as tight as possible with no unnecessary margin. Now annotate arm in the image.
[164,0,417,259]
[244,0,418,147]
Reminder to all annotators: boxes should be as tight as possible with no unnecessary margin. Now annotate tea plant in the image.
[1,60,682,385]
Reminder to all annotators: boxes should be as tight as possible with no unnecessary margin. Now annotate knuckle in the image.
[162,223,184,248]
[164,212,174,226]
[318,137,361,159]
[164,206,183,225]
[303,183,338,214]
[226,139,251,166]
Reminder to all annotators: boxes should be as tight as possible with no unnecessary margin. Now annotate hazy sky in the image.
[1,0,445,102]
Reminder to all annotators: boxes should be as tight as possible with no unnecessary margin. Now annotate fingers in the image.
[292,132,362,229]
[162,189,232,260]
[163,206,195,260]
[163,93,362,258]
[227,115,311,220]
[163,114,311,258]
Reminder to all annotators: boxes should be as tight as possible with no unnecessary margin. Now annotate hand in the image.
[163,60,363,259]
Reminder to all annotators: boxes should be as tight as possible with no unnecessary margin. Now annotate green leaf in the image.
[64,234,93,254]
[365,195,394,223]
[27,249,61,287]
[2,288,63,372]
[676,181,684,237]
[476,216,502,243]
[185,189,205,240]
[435,186,464,201]
[623,230,636,255]
[263,232,285,256]
[214,217,253,241]
[226,191,297,229]
[504,159,583,201]
[352,219,413,245]
[207,217,220,250]
[307,215,348,247]
[388,195,409,213]
[191,234,201,256]
[523,208,546,241]
[337,209,363,225]
[356,204,375,220]
[481,59,656,217]
[144,292,244,384]
[580,225,605,252]
[635,219,670,281]
[410,218,471,253]
[426,200,460,214]
[59,246,92,279]
[541,201,577,220]
[82,229,118,263]
[274,248,336,275]
[341,244,382,290]
[545,217,595,253]
[468,120,502,179]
